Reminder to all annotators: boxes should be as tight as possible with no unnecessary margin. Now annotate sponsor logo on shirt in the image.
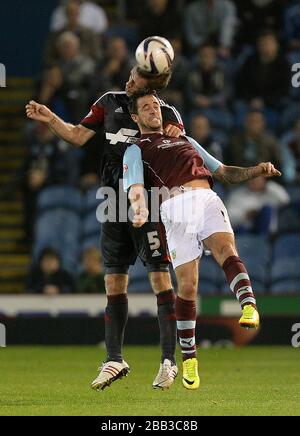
[106,128,139,145]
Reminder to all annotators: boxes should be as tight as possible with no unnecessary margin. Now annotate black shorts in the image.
[101,219,171,274]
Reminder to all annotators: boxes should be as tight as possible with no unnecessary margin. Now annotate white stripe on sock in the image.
[177,320,196,330]
[182,349,196,354]
[241,297,256,305]
[230,273,250,292]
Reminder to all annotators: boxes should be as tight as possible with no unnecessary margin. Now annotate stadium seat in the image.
[270,258,300,283]
[236,235,270,264]
[83,186,102,214]
[286,186,300,203]
[199,256,223,286]
[37,186,82,214]
[82,212,101,239]
[270,280,300,295]
[199,280,218,295]
[278,203,300,233]
[128,259,151,293]
[273,234,300,261]
[82,235,101,252]
[33,209,81,272]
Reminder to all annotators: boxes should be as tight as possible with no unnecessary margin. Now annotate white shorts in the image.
[160,189,234,269]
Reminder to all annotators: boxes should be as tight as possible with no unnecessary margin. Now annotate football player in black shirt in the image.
[26,66,184,390]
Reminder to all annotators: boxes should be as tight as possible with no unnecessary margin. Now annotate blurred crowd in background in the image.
[22,0,300,295]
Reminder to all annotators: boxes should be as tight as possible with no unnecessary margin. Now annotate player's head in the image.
[128,90,163,133]
[125,66,171,97]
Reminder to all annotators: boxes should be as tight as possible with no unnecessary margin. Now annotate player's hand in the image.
[132,207,149,228]
[257,162,281,178]
[25,100,54,124]
[164,124,182,138]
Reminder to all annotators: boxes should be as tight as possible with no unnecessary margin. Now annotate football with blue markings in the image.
[135,36,175,75]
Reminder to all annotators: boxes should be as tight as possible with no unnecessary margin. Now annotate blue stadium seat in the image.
[199,280,218,295]
[236,235,270,264]
[82,235,101,252]
[270,258,300,283]
[37,186,82,214]
[33,209,81,272]
[199,256,223,287]
[128,259,151,293]
[83,186,102,214]
[278,203,300,233]
[82,212,100,239]
[286,186,300,203]
[270,280,300,295]
[273,234,300,261]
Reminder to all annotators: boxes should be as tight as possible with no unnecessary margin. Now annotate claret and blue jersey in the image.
[123,134,222,192]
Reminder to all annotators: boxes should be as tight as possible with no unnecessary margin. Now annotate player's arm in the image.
[123,145,149,228]
[186,136,281,183]
[160,99,186,138]
[186,136,223,173]
[26,100,95,147]
[214,163,282,185]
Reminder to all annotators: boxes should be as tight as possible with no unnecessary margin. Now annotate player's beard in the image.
[140,116,162,133]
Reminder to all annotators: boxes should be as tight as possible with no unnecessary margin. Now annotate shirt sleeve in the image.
[80,99,105,132]
[186,136,222,173]
[123,145,144,192]
[160,100,186,134]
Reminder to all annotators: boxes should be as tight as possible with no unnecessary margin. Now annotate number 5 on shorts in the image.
[147,231,161,251]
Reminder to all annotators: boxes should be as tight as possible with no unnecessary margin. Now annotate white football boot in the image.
[152,359,178,390]
[91,360,130,391]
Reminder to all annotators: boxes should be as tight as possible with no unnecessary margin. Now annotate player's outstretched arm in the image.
[128,184,149,228]
[25,100,95,147]
[214,162,282,185]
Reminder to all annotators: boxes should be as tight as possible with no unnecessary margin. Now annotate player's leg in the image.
[174,259,200,390]
[91,222,135,391]
[160,194,204,390]
[131,222,178,389]
[148,265,178,389]
[202,194,259,329]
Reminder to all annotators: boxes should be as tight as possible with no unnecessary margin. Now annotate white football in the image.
[135,36,175,75]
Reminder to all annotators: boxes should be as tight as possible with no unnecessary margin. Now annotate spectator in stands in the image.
[236,30,290,128]
[39,31,95,123]
[226,176,290,234]
[234,0,284,48]
[26,248,74,294]
[89,37,135,97]
[184,0,237,58]
[284,0,300,52]
[137,0,182,41]
[44,0,101,67]
[76,247,105,293]
[22,122,81,242]
[158,37,190,113]
[281,119,300,184]
[189,114,223,161]
[227,110,282,168]
[50,0,108,36]
[186,43,232,130]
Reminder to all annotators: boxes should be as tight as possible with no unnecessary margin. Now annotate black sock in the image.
[156,289,177,364]
[105,294,128,363]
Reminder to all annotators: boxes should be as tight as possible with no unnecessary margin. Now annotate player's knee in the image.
[149,272,173,293]
[105,274,128,295]
[178,278,198,299]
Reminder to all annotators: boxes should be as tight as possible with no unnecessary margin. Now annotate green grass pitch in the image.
[0,346,299,416]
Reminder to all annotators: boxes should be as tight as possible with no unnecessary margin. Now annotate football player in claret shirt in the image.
[124,90,281,389]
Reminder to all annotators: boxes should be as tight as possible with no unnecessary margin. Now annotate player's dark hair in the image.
[136,67,172,91]
[128,90,159,115]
